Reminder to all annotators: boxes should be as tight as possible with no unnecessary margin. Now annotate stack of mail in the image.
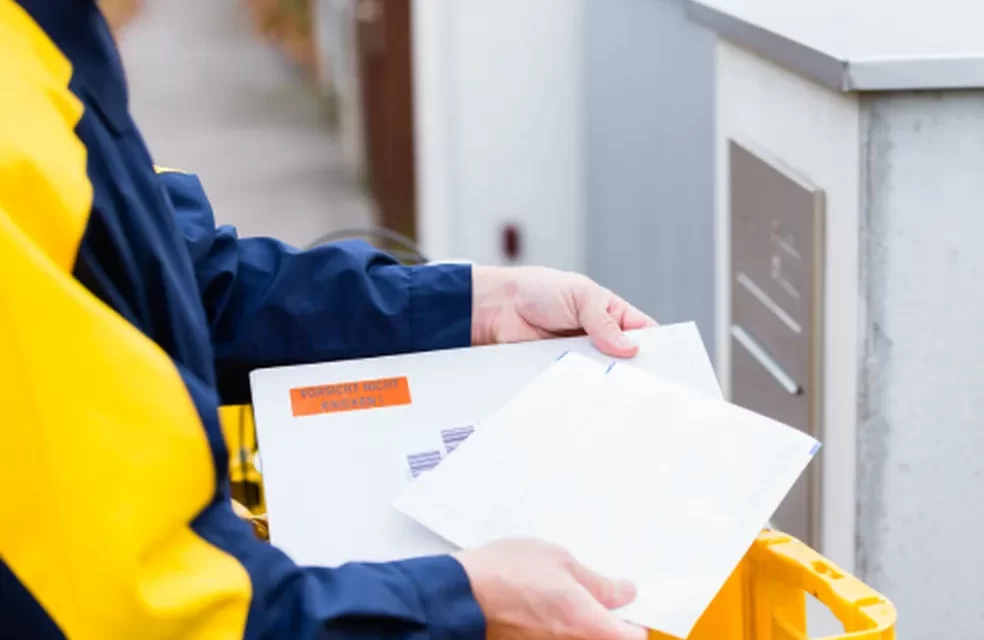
[249,323,819,639]
[393,352,818,638]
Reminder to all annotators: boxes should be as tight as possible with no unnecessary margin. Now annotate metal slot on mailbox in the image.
[728,140,825,548]
[730,325,801,396]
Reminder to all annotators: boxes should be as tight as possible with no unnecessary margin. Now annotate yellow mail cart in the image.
[219,405,897,640]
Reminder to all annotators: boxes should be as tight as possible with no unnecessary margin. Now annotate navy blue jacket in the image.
[0,1,484,638]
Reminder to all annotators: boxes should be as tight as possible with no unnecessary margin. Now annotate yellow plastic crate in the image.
[657,530,896,640]
[219,405,264,513]
[219,405,896,639]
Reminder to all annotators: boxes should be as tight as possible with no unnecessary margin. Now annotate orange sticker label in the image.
[290,376,412,417]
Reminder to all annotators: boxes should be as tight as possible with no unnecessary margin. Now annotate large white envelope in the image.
[394,353,819,638]
[249,322,719,566]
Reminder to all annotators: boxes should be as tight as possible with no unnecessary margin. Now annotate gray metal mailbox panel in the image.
[728,140,825,547]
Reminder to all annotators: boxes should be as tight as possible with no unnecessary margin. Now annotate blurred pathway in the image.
[119,0,373,247]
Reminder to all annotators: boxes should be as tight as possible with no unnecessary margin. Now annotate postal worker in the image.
[0,1,655,638]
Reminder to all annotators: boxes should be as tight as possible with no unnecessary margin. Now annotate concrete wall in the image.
[715,41,861,573]
[857,91,984,637]
[583,0,717,358]
[413,0,586,270]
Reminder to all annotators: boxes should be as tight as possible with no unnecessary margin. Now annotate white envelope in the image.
[249,322,720,566]
[394,353,819,638]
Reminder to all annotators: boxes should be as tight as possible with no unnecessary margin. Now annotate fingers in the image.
[609,295,659,331]
[575,289,639,358]
[568,562,647,640]
[568,559,638,610]
[577,289,662,357]
[462,537,648,640]
[590,613,650,640]
[620,305,659,331]
[570,586,648,640]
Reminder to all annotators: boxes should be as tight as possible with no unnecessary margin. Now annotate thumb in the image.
[569,561,638,610]
[575,288,638,358]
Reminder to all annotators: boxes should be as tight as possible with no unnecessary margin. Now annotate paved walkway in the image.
[119,0,373,248]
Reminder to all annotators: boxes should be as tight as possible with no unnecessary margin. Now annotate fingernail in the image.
[616,335,637,350]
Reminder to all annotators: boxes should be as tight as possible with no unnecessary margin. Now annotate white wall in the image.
[583,0,717,358]
[857,91,984,637]
[715,41,861,572]
[413,0,585,270]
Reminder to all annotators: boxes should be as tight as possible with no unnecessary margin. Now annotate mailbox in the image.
[728,140,824,547]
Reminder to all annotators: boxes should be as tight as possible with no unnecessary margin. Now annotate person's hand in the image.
[471,266,658,358]
[454,538,647,640]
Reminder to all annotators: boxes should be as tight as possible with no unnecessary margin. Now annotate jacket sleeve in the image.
[158,169,473,405]
[191,494,488,640]
[0,201,485,640]
[2,12,484,636]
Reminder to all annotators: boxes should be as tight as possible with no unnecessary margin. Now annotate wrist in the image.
[470,266,518,346]
[396,555,487,640]
[406,263,474,351]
